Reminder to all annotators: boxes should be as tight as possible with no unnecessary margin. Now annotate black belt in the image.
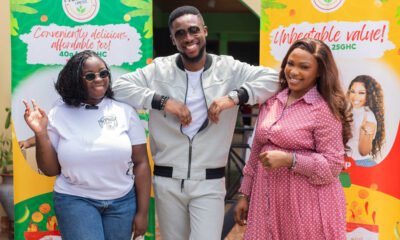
[154,165,225,179]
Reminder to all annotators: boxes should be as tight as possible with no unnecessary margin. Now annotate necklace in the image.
[185,68,203,93]
[188,81,197,93]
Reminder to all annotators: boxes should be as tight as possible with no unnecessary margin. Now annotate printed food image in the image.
[14,193,61,240]
[346,186,379,240]
[31,212,43,223]
[39,203,51,214]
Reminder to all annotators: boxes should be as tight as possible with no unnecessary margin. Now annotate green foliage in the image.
[0,108,12,175]
[261,0,287,32]
[121,0,153,38]
[10,0,41,36]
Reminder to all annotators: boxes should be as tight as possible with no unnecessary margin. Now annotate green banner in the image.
[10,0,155,239]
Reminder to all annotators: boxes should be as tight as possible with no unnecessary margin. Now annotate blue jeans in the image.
[53,188,136,240]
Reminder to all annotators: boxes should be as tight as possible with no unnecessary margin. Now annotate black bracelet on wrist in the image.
[160,96,169,111]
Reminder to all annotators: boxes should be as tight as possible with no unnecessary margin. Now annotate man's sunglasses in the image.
[82,69,110,81]
[174,26,201,39]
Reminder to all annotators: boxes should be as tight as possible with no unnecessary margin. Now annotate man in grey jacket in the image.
[112,5,278,240]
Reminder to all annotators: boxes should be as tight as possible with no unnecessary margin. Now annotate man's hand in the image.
[234,197,249,226]
[163,98,192,126]
[208,96,236,124]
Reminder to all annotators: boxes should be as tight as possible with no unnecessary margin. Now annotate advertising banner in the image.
[10,0,155,239]
[260,0,400,239]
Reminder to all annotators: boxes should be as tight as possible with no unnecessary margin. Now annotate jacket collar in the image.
[175,54,212,72]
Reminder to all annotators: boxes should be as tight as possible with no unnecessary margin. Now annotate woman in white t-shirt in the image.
[23,50,151,240]
[346,75,385,167]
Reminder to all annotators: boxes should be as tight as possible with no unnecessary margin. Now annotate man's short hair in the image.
[168,5,203,30]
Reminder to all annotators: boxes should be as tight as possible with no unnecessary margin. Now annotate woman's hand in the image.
[132,211,148,240]
[259,150,293,169]
[234,196,249,226]
[23,100,60,176]
[360,112,376,136]
[23,100,48,135]
[358,111,377,156]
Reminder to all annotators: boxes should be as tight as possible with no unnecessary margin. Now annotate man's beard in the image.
[179,45,206,63]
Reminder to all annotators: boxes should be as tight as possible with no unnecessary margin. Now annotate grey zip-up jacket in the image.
[112,53,278,180]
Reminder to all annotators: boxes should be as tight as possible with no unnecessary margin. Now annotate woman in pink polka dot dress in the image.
[234,38,352,240]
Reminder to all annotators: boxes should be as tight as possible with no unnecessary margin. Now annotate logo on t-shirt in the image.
[98,115,118,129]
[126,161,134,179]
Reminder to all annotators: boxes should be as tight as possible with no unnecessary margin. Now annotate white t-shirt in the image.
[48,97,147,200]
[182,68,207,139]
[347,106,377,161]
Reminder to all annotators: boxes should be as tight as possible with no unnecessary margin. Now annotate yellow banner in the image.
[260,0,400,239]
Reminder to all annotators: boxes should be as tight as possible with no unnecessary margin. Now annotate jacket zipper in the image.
[181,71,209,180]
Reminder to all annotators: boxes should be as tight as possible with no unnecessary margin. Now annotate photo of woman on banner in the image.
[346,75,385,167]
[23,50,151,240]
[234,38,352,239]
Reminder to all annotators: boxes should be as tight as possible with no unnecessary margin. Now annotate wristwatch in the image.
[228,90,239,105]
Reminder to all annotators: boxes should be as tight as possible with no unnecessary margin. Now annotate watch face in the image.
[229,91,239,104]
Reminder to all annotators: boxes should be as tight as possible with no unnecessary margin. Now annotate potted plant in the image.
[0,107,14,222]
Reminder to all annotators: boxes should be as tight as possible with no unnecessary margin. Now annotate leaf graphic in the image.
[11,0,40,36]
[396,6,400,25]
[121,0,152,38]
[261,0,286,32]
[263,2,287,9]
[77,5,86,13]
[127,9,149,17]
[143,18,153,38]
[12,4,37,14]
[396,7,400,17]
[13,0,40,4]
[10,14,19,36]
[262,0,287,9]
[121,0,149,9]
[261,14,270,32]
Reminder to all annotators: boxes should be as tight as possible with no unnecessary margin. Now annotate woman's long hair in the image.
[348,75,385,159]
[279,38,352,149]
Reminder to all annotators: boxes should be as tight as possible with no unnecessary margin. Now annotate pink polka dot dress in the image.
[239,87,346,240]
